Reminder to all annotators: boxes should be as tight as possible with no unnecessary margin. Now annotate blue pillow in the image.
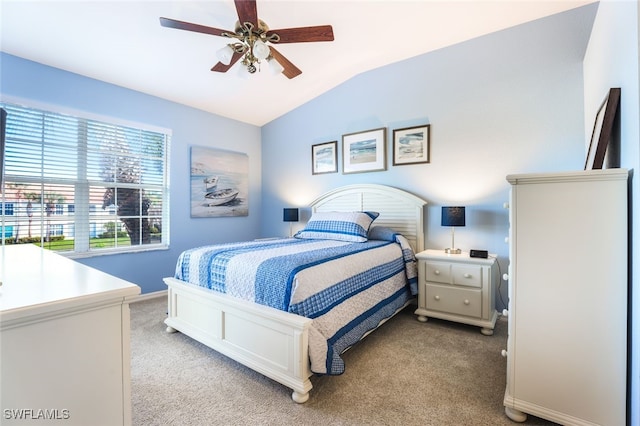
[368,226,398,242]
[294,211,379,243]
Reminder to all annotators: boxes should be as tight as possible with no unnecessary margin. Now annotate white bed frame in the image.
[164,184,426,403]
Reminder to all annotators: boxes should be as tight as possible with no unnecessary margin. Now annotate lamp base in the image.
[444,248,462,254]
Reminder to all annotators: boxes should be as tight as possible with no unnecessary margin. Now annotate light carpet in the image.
[130,296,556,425]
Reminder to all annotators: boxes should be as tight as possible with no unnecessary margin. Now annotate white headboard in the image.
[309,184,427,253]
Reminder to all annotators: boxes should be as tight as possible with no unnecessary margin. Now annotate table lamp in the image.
[441,206,465,254]
[283,208,299,237]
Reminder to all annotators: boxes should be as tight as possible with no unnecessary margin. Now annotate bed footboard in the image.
[163,277,313,403]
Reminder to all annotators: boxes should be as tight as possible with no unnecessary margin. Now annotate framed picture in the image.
[342,127,386,174]
[311,141,338,174]
[190,146,248,218]
[585,88,621,170]
[392,124,430,166]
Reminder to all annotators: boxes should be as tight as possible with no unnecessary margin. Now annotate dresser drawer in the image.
[424,261,451,284]
[452,264,483,288]
[425,284,482,318]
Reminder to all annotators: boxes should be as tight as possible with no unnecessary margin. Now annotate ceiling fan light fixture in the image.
[252,39,270,60]
[216,45,235,66]
[268,57,284,75]
[237,62,250,79]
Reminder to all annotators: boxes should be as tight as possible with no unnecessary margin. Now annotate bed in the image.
[164,184,427,403]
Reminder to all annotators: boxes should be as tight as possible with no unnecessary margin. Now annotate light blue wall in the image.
[261,4,599,311]
[0,52,262,294]
[584,1,640,424]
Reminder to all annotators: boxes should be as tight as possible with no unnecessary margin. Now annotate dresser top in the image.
[0,244,140,319]
[507,168,629,184]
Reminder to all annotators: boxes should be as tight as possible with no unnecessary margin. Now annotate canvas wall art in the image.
[190,146,248,217]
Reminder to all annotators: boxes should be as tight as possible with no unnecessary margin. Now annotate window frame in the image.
[0,96,171,258]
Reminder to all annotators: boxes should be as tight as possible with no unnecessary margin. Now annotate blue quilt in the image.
[174,235,417,375]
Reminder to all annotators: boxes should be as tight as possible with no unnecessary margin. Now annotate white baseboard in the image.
[131,290,167,303]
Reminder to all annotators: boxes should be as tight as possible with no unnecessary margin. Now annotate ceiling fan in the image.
[160,0,334,79]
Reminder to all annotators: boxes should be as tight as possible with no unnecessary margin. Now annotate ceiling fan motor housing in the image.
[235,19,269,35]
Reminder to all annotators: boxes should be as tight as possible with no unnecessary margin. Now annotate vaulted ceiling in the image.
[0,0,595,126]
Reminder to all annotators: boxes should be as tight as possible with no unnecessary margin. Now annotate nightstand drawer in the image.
[425,261,451,284]
[425,284,482,318]
[452,264,482,288]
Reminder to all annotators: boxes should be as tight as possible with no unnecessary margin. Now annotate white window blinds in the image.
[1,102,170,255]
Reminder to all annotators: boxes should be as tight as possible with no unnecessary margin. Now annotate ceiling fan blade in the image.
[269,47,302,79]
[211,51,244,73]
[267,25,334,43]
[234,0,258,27]
[160,17,230,37]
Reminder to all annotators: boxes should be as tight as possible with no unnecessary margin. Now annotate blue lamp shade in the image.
[283,208,299,222]
[441,206,465,227]
[441,206,465,254]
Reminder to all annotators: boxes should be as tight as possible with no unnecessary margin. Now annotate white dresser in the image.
[503,169,628,425]
[0,245,140,426]
[415,249,498,335]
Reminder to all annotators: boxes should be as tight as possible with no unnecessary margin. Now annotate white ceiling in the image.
[1,0,594,126]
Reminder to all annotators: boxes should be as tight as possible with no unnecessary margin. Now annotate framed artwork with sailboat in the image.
[190,146,248,218]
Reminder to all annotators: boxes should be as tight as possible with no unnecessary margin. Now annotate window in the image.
[1,101,170,256]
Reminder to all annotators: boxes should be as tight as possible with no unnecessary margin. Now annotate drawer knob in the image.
[503,273,509,281]
[501,349,508,357]
[434,295,440,301]
[463,273,471,278]
[464,299,470,305]
[434,270,440,275]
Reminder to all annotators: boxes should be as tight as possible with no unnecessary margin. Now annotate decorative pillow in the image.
[294,211,379,243]
[368,226,398,242]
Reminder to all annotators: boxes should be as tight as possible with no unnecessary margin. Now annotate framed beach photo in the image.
[393,124,430,166]
[342,127,386,174]
[311,141,338,174]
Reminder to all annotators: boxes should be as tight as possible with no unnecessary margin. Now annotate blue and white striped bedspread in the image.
[174,235,418,375]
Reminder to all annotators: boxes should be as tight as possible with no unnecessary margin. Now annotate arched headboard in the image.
[309,184,427,253]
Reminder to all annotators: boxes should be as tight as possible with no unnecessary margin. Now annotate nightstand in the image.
[414,249,498,335]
